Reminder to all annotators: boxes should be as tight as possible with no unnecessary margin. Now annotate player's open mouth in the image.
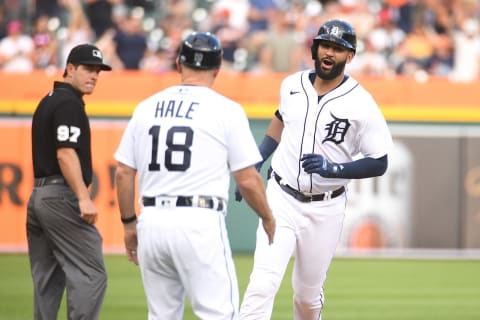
[321,59,334,70]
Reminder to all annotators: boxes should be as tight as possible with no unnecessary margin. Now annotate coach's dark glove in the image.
[234,189,243,201]
[234,161,263,201]
[301,153,342,178]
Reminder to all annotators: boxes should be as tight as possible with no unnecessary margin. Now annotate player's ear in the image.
[63,63,76,78]
[346,51,355,64]
[176,59,182,73]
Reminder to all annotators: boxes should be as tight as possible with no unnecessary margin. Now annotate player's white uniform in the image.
[239,70,393,319]
[115,85,262,320]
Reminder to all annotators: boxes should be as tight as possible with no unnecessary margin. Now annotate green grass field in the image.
[1,254,479,319]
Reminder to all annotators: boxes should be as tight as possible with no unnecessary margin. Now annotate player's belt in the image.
[34,175,67,187]
[142,195,226,212]
[272,171,345,202]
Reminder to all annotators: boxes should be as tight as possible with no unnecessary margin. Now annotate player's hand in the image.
[301,153,341,178]
[123,223,138,265]
[261,215,276,245]
[234,161,264,202]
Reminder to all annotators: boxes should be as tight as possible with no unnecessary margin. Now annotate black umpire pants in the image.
[26,183,107,320]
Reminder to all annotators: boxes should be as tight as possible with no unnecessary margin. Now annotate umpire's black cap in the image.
[66,44,112,71]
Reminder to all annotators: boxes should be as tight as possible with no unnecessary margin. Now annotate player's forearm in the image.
[265,115,283,145]
[301,153,388,179]
[337,155,388,178]
[252,116,283,173]
[234,167,271,218]
[243,192,271,221]
[237,174,272,221]
[115,163,137,221]
[258,135,278,162]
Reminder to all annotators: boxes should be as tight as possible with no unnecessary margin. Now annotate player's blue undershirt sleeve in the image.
[339,155,388,178]
[258,135,278,161]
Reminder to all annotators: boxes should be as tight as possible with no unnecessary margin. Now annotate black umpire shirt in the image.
[31,81,93,186]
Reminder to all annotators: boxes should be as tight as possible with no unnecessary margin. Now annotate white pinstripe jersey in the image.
[271,70,393,194]
[114,85,261,201]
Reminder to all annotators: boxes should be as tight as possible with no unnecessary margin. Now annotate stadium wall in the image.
[1,71,479,252]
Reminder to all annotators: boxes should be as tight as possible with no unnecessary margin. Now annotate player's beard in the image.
[314,58,347,80]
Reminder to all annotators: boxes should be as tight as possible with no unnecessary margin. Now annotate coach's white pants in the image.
[239,179,346,320]
[137,206,239,320]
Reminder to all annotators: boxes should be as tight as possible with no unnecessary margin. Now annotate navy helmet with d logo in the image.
[311,20,357,59]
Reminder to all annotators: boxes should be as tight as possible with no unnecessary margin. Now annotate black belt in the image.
[34,176,67,187]
[142,195,225,212]
[273,172,345,202]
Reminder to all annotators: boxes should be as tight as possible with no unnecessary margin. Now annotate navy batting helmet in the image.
[311,19,356,59]
[178,32,222,70]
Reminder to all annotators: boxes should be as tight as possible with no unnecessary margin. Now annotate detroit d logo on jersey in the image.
[322,112,350,144]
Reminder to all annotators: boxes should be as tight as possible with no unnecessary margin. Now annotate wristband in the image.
[121,215,137,224]
[259,135,278,160]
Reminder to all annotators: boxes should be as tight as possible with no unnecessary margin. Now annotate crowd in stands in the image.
[0,0,479,82]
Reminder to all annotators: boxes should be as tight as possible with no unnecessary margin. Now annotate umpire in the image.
[27,44,111,320]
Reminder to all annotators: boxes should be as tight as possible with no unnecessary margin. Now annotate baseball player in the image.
[114,32,275,320]
[27,44,111,319]
[238,20,393,319]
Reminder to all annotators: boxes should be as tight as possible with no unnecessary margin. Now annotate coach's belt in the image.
[272,171,345,202]
[142,195,226,212]
[34,176,67,187]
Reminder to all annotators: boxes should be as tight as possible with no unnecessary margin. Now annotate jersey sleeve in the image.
[114,113,138,169]
[226,105,262,172]
[358,103,393,159]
